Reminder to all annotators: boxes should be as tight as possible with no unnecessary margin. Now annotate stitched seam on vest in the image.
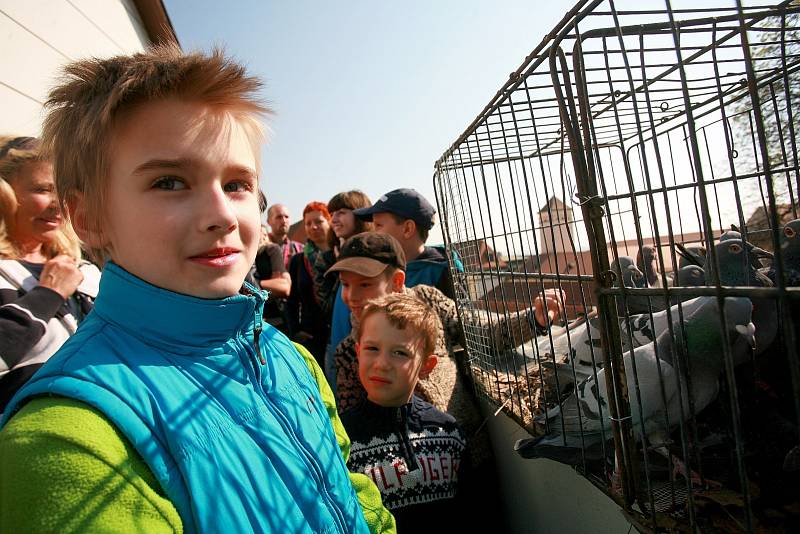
[174,412,241,461]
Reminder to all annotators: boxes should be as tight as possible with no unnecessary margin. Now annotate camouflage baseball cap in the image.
[326,232,407,277]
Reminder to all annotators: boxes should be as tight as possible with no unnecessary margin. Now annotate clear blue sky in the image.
[164,1,566,243]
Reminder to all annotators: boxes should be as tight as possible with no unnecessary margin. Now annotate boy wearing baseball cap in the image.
[352,188,456,297]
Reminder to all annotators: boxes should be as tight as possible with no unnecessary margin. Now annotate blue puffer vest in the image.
[1,263,369,534]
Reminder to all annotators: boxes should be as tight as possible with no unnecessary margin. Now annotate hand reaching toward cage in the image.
[533,288,566,330]
[463,288,566,353]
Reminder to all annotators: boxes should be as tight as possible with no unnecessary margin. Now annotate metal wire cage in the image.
[433,0,800,531]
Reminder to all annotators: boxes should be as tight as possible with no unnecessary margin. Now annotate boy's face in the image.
[357,311,436,407]
[340,270,401,320]
[371,212,409,245]
[97,99,261,298]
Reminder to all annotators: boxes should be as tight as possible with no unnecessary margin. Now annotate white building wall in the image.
[0,0,151,136]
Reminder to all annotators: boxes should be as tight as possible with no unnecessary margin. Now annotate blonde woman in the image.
[0,136,100,410]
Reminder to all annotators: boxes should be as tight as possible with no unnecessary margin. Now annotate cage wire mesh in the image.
[433,0,800,531]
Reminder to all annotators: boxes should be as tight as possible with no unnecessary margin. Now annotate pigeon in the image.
[514,297,756,468]
[702,239,780,360]
[676,243,706,269]
[718,227,769,269]
[533,296,724,387]
[637,245,663,288]
[611,255,668,314]
[611,256,644,290]
[705,239,773,288]
[670,265,706,305]
[719,228,743,242]
[674,265,706,288]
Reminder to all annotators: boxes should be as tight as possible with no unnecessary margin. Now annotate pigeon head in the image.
[721,297,757,351]
[705,240,773,287]
[719,229,742,242]
[675,265,705,287]
[636,245,660,286]
[611,256,645,288]
[677,244,706,269]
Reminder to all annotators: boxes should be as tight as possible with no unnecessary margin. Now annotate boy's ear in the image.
[68,192,107,248]
[355,342,361,360]
[402,219,417,240]
[419,355,437,379]
[391,270,405,292]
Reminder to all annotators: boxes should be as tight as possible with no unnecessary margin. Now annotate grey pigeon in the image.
[676,243,706,269]
[670,265,706,306]
[720,228,772,269]
[704,240,778,358]
[674,265,705,287]
[533,296,724,387]
[719,228,742,242]
[705,240,773,287]
[515,297,755,466]
[611,255,668,314]
[611,256,644,289]
[637,245,663,288]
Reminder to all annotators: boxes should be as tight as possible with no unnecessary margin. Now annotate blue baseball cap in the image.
[352,188,436,230]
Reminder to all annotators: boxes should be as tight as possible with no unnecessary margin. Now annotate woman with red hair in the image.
[287,202,331,367]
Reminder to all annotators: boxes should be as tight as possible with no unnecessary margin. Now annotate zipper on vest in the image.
[263,396,349,532]
[254,310,266,365]
[240,337,349,533]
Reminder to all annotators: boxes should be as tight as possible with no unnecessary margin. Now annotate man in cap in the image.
[352,188,459,298]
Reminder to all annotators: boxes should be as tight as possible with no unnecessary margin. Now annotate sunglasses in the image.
[0,136,39,160]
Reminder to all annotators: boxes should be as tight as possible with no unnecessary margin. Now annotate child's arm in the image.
[333,336,366,414]
[292,342,396,534]
[0,397,182,533]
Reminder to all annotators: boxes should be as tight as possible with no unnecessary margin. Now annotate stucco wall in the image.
[0,0,151,135]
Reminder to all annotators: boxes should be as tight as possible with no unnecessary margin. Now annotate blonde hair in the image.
[40,43,272,264]
[357,292,442,357]
[0,136,81,260]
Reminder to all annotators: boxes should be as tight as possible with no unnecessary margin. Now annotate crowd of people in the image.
[0,45,564,533]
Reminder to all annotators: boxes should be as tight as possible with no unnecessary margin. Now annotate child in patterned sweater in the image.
[341,292,469,533]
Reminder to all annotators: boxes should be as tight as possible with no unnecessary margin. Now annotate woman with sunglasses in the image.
[0,136,100,411]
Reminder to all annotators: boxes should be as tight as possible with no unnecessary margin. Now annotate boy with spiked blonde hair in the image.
[0,45,394,533]
[343,292,468,532]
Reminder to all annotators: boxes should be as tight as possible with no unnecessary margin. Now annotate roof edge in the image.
[132,0,180,47]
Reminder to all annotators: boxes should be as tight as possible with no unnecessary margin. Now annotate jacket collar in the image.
[359,396,420,420]
[409,246,446,264]
[92,262,266,353]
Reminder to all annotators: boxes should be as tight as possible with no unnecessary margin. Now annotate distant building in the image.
[538,197,578,255]
[1,0,178,135]
[470,195,722,319]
